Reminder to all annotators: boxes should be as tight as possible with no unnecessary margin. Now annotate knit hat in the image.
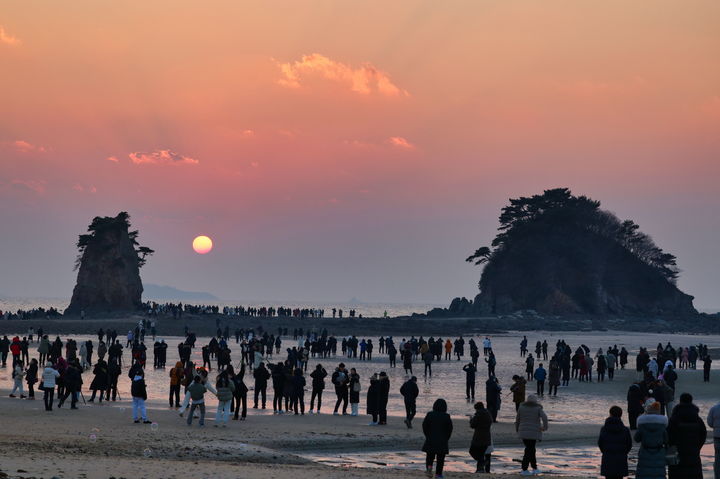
[645,400,661,414]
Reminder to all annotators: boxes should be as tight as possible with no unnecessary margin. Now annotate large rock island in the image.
[442,188,696,317]
[65,212,153,315]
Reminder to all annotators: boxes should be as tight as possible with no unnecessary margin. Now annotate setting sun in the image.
[192,235,213,254]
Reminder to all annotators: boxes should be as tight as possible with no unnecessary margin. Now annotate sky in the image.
[1,1,719,309]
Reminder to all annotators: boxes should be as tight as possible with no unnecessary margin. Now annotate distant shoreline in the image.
[0,311,718,337]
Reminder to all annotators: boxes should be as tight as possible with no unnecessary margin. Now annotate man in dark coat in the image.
[422,398,453,478]
[400,376,419,428]
[485,375,502,422]
[252,362,270,409]
[598,406,632,479]
[89,359,108,402]
[667,393,707,479]
[58,360,83,409]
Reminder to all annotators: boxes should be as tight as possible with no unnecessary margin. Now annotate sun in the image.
[192,235,213,254]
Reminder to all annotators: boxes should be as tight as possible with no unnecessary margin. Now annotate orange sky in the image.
[1,1,719,307]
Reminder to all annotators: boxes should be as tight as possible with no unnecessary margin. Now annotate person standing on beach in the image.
[169,361,184,407]
[511,375,527,412]
[525,354,535,381]
[131,374,152,424]
[422,398,453,479]
[485,375,501,422]
[26,358,38,400]
[291,368,306,415]
[703,355,712,382]
[253,361,270,409]
[349,367,361,416]
[597,406,632,479]
[214,371,235,426]
[667,393,706,479]
[634,400,668,479]
[309,364,327,414]
[463,363,476,400]
[270,362,286,414]
[185,375,211,426]
[469,401,493,473]
[41,361,60,411]
[627,382,645,430]
[533,363,546,397]
[548,359,560,396]
[400,376,419,428]
[707,399,720,479]
[520,336,528,357]
[515,394,548,476]
[332,363,349,415]
[422,349,433,378]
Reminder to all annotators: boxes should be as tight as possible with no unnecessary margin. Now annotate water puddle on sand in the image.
[302,443,717,477]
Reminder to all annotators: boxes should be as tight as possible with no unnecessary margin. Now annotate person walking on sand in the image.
[41,361,60,411]
[511,375,527,412]
[667,393,706,479]
[469,401,493,473]
[400,376,419,429]
[634,400,668,479]
[515,394,548,476]
[597,406,632,479]
[627,382,645,430]
[707,399,720,479]
[131,374,152,424]
[309,364,327,414]
[422,398,453,479]
[186,375,214,427]
[349,367,361,416]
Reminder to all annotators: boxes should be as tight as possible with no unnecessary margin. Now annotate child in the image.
[9,360,26,398]
[131,375,152,424]
[186,375,214,426]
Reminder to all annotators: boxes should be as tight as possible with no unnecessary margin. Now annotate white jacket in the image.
[41,367,60,388]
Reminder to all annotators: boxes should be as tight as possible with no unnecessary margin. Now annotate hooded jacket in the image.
[598,416,632,478]
[667,403,707,479]
[634,412,668,479]
[422,399,453,454]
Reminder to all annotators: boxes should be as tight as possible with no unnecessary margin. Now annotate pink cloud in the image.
[5,140,46,153]
[276,53,409,97]
[128,149,199,166]
[0,26,20,46]
[387,136,415,150]
[12,179,46,194]
[241,129,255,137]
[106,156,120,163]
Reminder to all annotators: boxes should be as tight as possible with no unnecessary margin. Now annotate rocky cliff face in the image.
[65,212,149,315]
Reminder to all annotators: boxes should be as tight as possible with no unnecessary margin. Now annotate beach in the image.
[0,318,718,478]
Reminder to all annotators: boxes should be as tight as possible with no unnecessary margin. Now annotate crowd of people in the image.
[1,323,718,478]
[140,301,365,319]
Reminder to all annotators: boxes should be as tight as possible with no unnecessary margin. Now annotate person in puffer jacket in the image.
[131,375,151,424]
[515,394,548,475]
[214,371,235,427]
[597,405,632,479]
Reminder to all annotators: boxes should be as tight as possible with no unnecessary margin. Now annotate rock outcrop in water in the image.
[439,188,696,317]
[65,212,153,315]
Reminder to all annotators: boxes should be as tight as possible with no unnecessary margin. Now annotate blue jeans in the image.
[714,437,719,479]
[132,397,147,421]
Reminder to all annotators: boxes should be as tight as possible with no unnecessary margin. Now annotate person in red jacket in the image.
[10,337,22,369]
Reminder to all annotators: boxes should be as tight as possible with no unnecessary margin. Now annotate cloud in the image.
[4,140,46,153]
[276,53,409,97]
[241,129,255,137]
[128,149,199,166]
[72,184,98,194]
[0,26,20,46]
[12,179,46,194]
[387,136,415,150]
[106,156,120,163]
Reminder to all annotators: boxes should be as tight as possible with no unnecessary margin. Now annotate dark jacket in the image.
[422,399,453,454]
[667,403,707,479]
[349,372,361,404]
[469,407,492,447]
[597,416,632,478]
[64,365,83,391]
[253,364,270,388]
[131,376,148,400]
[400,379,419,403]
[310,367,327,390]
[90,362,108,390]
